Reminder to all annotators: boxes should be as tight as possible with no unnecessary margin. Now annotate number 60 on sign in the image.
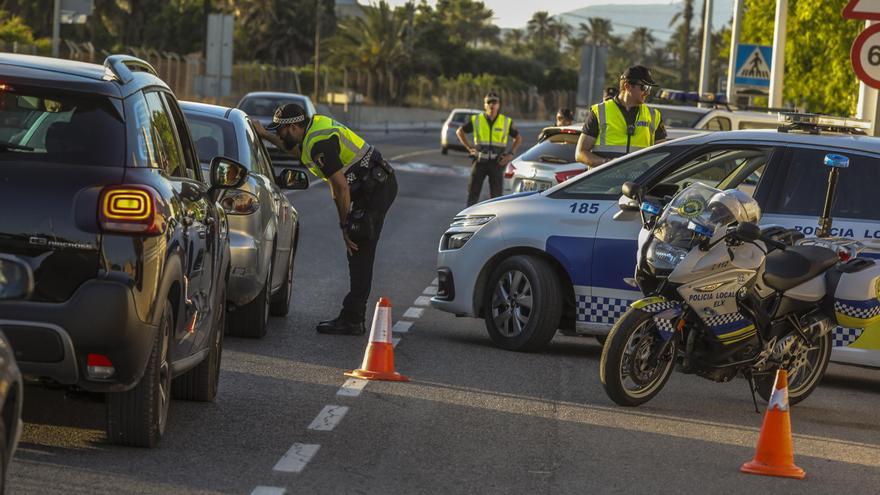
[852,23,880,89]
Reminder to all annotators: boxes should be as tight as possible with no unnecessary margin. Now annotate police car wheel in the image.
[483,255,562,352]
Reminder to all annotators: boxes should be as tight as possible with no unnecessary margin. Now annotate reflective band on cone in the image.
[344,297,409,382]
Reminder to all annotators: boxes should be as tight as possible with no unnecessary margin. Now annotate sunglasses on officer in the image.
[627,81,653,94]
[484,98,500,105]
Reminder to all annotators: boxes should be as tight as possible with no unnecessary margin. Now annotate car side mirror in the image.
[278,169,310,190]
[734,222,761,242]
[0,254,34,301]
[622,181,644,200]
[209,156,248,194]
[618,195,640,212]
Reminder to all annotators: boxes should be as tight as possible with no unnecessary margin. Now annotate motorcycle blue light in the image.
[641,202,661,215]
[824,153,849,168]
[688,221,713,237]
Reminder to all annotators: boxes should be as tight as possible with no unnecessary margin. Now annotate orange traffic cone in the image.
[344,297,409,382]
[740,369,805,479]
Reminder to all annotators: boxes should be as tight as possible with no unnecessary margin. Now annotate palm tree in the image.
[504,28,526,53]
[627,27,656,64]
[527,11,553,45]
[668,0,695,90]
[549,18,571,52]
[580,17,614,47]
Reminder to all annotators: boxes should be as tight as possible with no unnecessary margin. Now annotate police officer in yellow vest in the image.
[576,66,666,168]
[457,92,522,206]
[255,104,396,335]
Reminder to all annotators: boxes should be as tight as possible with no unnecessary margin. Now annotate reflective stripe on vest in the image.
[591,101,660,154]
[301,115,369,181]
[472,113,510,150]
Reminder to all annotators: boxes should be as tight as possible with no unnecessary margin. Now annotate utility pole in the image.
[313,0,321,103]
[725,0,744,105]
[52,0,61,57]
[769,0,788,109]
[697,0,714,107]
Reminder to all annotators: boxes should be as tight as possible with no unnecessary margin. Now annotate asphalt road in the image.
[9,128,880,494]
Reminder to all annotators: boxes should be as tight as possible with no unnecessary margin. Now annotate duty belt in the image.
[475,149,505,162]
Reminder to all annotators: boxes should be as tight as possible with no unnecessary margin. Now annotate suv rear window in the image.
[519,132,579,164]
[764,147,880,221]
[239,96,307,117]
[0,86,124,167]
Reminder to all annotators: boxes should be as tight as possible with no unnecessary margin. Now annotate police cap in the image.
[266,103,308,130]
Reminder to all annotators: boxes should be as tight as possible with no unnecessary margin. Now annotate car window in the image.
[655,108,705,128]
[185,112,238,165]
[519,133,579,164]
[553,149,672,198]
[451,112,474,124]
[703,116,731,131]
[764,147,880,221]
[657,147,772,197]
[738,120,777,130]
[246,120,273,177]
[0,86,124,166]
[143,92,185,177]
[161,93,200,181]
[239,96,308,117]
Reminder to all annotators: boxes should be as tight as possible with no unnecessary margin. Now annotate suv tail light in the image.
[99,185,164,235]
[87,353,115,379]
[555,168,586,184]
[504,161,517,179]
[220,190,260,215]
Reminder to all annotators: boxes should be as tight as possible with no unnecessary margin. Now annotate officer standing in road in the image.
[576,66,666,168]
[457,92,522,206]
[255,104,396,335]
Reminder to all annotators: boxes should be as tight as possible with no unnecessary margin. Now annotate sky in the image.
[375,0,687,29]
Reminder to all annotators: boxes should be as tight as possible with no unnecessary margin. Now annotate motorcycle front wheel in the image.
[755,331,832,406]
[600,307,676,407]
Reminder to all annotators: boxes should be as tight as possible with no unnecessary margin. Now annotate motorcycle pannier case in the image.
[828,258,880,329]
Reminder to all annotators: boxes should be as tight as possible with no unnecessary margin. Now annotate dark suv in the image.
[0,53,245,447]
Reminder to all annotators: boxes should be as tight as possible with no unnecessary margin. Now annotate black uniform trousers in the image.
[467,158,503,206]
[339,172,398,323]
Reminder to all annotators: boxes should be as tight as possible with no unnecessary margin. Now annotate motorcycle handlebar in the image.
[760,235,787,251]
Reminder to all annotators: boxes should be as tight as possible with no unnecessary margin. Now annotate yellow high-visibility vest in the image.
[590,100,660,154]
[471,113,511,150]
[301,115,369,181]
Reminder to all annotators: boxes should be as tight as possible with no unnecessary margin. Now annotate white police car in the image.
[431,115,880,368]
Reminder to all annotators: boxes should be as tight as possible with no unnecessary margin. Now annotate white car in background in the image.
[431,117,880,371]
[237,91,318,164]
[503,125,586,195]
[441,108,480,154]
[655,104,779,139]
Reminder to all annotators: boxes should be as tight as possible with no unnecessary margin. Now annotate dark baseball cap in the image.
[620,65,657,86]
[484,91,500,103]
[265,103,308,130]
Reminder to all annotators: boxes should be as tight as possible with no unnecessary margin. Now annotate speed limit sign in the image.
[852,23,880,88]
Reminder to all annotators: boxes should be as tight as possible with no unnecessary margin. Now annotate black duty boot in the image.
[316,317,366,335]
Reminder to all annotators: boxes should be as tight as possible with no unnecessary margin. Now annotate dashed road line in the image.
[337,378,368,397]
[273,443,321,473]
[393,321,413,333]
[422,286,438,295]
[251,487,286,495]
[413,295,432,306]
[388,149,436,161]
[431,278,438,286]
[308,405,349,431]
[403,307,425,319]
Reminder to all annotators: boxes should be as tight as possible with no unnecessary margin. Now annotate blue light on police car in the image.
[688,221,713,237]
[641,202,661,215]
[824,153,849,168]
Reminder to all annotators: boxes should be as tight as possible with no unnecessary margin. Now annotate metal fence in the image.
[0,40,576,120]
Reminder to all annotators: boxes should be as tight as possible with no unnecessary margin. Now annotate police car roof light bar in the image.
[777,112,871,135]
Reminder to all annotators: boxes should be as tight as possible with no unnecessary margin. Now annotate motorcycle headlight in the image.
[449,215,495,228]
[444,232,473,250]
[646,241,688,271]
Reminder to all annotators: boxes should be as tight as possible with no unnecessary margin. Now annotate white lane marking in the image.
[273,443,321,473]
[308,405,349,431]
[413,296,432,307]
[251,487,286,495]
[309,178,323,187]
[393,336,401,348]
[403,307,424,319]
[337,378,368,397]
[393,321,413,334]
[388,149,436,161]
[431,278,438,286]
[422,286,438,295]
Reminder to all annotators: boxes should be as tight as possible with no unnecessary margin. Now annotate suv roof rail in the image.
[103,55,158,83]
[777,112,871,135]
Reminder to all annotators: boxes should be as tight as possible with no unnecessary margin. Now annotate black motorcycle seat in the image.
[763,245,839,292]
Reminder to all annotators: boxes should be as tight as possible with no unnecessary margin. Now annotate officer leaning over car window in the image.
[576,66,666,169]
[254,104,396,336]
[457,91,523,206]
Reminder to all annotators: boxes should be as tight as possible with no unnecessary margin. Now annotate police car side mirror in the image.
[0,254,34,301]
[618,195,640,212]
[278,169,309,190]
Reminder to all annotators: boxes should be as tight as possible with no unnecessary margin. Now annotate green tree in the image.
[235,0,335,66]
[580,17,615,47]
[741,0,862,115]
[504,28,526,54]
[668,0,695,90]
[527,11,553,45]
[627,27,656,65]
[0,9,34,44]
[430,0,498,48]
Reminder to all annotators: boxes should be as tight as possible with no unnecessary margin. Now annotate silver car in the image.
[237,92,317,164]
[182,101,305,338]
[441,108,480,154]
[502,125,586,195]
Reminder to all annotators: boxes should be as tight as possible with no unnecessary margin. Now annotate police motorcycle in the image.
[599,153,880,408]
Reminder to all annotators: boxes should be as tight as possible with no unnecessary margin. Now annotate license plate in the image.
[519,180,550,192]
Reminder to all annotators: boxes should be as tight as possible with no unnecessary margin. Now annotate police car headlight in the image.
[450,215,494,228]
[646,241,688,271]
[444,232,473,250]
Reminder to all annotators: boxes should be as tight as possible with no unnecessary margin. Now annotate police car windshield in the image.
[240,97,308,117]
[519,133,578,164]
[657,108,704,128]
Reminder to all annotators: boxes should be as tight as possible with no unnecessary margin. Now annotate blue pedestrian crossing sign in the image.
[734,44,773,88]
